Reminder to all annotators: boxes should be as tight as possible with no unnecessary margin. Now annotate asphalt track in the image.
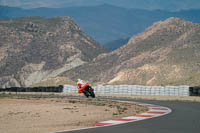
[57,98,200,133]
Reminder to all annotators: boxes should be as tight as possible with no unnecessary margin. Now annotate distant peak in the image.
[126,17,196,47]
[97,3,123,9]
[101,3,114,7]
[164,17,186,23]
[150,17,192,29]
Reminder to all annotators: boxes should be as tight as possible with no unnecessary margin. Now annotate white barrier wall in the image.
[63,85,190,96]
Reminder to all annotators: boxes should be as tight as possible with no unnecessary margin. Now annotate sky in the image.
[0,0,200,11]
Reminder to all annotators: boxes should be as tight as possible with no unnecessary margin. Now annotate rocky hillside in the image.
[0,16,107,87]
[30,77,76,87]
[65,17,200,86]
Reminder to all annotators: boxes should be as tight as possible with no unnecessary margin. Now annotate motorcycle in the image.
[83,85,95,98]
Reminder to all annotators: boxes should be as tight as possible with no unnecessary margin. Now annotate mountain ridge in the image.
[0,17,200,87]
[1,5,200,44]
[0,16,107,87]
[64,17,200,86]
[2,0,200,11]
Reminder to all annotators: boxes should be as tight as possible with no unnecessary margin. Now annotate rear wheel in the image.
[89,90,95,98]
[83,90,89,98]
[88,87,95,98]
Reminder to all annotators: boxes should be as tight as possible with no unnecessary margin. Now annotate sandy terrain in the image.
[0,97,147,133]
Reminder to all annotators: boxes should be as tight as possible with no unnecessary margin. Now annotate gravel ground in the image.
[0,96,147,133]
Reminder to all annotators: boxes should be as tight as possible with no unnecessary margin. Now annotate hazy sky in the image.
[0,0,200,11]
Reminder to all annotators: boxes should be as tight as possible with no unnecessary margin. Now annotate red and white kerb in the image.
[95,102,172,126]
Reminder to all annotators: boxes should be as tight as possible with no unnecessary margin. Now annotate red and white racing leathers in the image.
[77,80,89,93]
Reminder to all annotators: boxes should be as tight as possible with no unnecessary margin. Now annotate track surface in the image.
[57,98,200,133]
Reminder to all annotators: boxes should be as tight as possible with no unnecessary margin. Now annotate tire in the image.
[83,90,89,98]
[90,90,95,98]
[88,87,95,98]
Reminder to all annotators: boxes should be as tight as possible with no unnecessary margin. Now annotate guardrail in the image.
[1,85,199,96]
[63,85,200,96]
[0,86,63,93]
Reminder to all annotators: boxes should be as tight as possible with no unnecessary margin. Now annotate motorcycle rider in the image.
[76,78,90,97]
